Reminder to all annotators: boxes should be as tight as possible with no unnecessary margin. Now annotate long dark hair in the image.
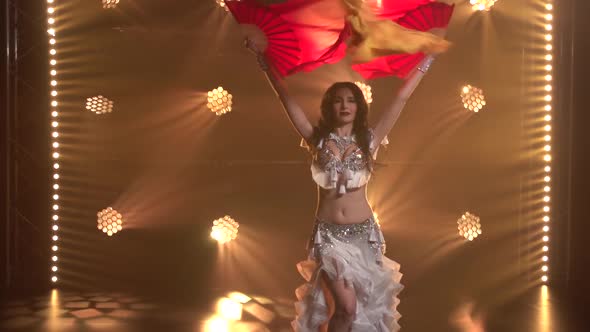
[311,82,374,170]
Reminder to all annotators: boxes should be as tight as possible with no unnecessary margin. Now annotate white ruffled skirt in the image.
[291,217,404,332]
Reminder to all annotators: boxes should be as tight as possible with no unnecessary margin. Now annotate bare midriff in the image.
[315,184,373,225]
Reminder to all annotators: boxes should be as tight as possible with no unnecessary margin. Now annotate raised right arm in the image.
[246,39,315,143]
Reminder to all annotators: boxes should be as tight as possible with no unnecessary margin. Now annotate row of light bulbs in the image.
[47,0,60,284]
[539,1,553,284]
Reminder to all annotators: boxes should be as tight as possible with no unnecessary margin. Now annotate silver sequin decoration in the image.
[315,133,368,173]
[308,217,385,260]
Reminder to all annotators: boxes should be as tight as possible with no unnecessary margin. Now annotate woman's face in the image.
[331,87,358,126]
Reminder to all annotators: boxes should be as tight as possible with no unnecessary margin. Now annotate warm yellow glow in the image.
[543,225,549,232]
[48,288,59,330]
[544,125,551,132]
[545,74,552,81]
[544,115,551,121]
[543,216,550,222]
[469,0,498,11]
[97,207,124,236]
[543,196,550,202]
[545,54,552,61]
[543,155,551,162]
[203,315,229,332]
[545,14,553,21]
[545,105,552,111]
[228,292,252,304]
[457,212,482,241]
[215,0,230,11]
[373,211,381,225]
[216,297,242,321]
[211,215,240,244]
[544,186,550,192]
[207,87,233,116]
[354,81,373,104]
[542,245,548,252]
[543,235,549,242]
[541,275,548,282]
[51,276,57,282]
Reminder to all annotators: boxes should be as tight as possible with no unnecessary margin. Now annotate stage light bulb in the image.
[354,81,373,104]
[211,215,240,244]
[460,85,486,113]
[86,95,114,114]
[97,207,124,236]
[457,212,482,241]
[207,87,233,116]
[469,0,498,11]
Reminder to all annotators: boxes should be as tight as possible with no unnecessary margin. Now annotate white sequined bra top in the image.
[303,129,388,194]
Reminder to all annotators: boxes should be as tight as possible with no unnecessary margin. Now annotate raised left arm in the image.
[371,55,435,147]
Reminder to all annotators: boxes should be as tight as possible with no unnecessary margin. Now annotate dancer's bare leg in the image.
[320,271,357,332]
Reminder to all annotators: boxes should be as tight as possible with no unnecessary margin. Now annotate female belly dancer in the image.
[245,35,437,331]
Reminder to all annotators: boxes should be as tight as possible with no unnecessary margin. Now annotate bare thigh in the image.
[319,270,357,319]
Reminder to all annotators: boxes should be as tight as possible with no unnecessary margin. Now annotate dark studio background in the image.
[1,0,589,330]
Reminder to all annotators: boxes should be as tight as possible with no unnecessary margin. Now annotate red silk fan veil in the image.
[352,1,455,79]
[225,0,302,76]
[225,0,454,79]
